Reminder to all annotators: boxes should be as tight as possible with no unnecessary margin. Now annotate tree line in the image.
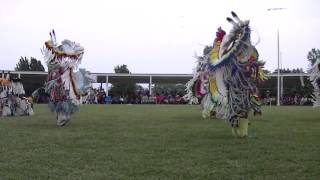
[15,57,45,71]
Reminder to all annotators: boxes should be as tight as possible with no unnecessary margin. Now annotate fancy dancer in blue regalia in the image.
[42,30,95,126]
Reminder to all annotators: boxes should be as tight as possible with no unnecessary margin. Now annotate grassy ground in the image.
[0,104,319,180]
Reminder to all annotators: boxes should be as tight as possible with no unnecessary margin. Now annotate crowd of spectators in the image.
[81,88,188,104]
[35,87,314,106]
[262,95,312,106]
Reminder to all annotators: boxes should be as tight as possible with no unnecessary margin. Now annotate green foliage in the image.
[29,57,45,71]
[15,57,30,71]
[14,56,45,71]
[258,76,312,98]
[307,48,320,66]
[114,64,130,74]
[110,64,136,96]
[0,105,319,179]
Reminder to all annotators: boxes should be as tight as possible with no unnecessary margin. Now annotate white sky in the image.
[1,0,320,73]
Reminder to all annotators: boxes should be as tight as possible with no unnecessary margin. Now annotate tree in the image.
[15,57,45,71]
[29,57,45,71]
[110,64,136,99]
[14,57,46,96]
[114,64,130,74]
[15,57,30,71]
[153,84,186,96]
[307,48,320,66]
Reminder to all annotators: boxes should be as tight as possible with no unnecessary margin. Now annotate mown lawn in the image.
[0,104,319,180]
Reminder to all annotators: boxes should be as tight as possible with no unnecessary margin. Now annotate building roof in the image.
[1,70,311,85]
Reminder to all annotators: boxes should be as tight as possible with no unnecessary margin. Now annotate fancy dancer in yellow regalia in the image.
[185,12,267,137]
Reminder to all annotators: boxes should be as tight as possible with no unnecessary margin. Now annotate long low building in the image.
[2,71,193,84]
[2,71,195,96]
[1,70,311,83]
[1,70,311,98]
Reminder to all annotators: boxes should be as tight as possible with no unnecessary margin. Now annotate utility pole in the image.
[267,8,286,106]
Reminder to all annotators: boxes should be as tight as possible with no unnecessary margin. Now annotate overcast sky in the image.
[1,0,320,73]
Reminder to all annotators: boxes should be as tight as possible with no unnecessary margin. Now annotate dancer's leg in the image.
[57,112,70,127]
[238,118,249,137]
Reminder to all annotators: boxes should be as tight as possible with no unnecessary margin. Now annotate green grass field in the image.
[0,105,319,179]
